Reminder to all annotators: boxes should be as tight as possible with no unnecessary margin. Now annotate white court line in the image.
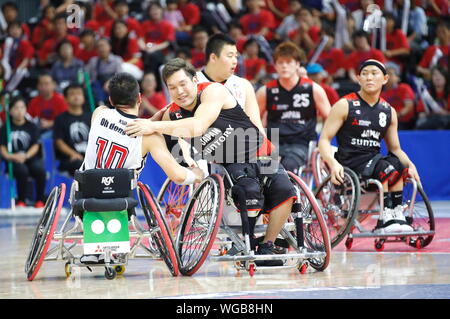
[165,286,380,299]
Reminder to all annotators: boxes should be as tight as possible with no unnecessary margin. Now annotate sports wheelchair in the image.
[25,168,179,281]
[173,163,331,277]
[314,166,435,251]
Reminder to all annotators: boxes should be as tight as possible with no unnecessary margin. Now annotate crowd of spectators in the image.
[0,0,448,205]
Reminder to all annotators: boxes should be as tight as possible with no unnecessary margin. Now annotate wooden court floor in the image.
[1,209,450,299]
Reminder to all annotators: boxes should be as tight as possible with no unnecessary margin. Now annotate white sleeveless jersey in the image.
[80,107,146,175]
[196,71,246,109]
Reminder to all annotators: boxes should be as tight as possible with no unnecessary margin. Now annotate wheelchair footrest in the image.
[211,251,326,263]
[351,230,435,238]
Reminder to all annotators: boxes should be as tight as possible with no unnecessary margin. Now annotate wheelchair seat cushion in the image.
[74,168,134,199]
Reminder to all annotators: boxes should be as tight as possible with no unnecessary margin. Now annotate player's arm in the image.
[384,107,420,182]
[255,85,267,127]
[312,82,331,119]
[142,133,204,184]
[126,83,226,138]
[318,98,348,184]
[90,105,109,125]
[242,78,267,135]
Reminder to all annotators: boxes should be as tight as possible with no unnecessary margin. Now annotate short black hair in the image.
[108,73,140,108]
[352,30,370,42]
[205,33,236,62]
[80,28,96,38]
[2,2,18,12]
[63,83,84,97]
[162,58,197,84]
[10,96,26,110]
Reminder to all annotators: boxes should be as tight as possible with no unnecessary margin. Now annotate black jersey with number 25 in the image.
[335,92,392,169]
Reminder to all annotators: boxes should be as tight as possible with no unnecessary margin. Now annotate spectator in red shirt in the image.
[346,30,386,82]
[139,72,168,118]
[381,62,417,129]
[306,63,340,106]
[420,0,449,17]
[241,38,267,88]
[175,0,201,46]
[309,25,346,80]
[3,21,34,78]
[264,0,291,26]
[229,22,248,54]
[0,2,30,39]
[191,27,209,70]
[416,66,450,130]
[93,0,116,26]
[110,19,143,79]
[240,0,277,41]
[77,2,101,34]
[38,14,80,67]
[31,4,56,50]
[76,29,98,64]
[103,0,143,39]
[141,2,175,77]
[27,73,69,134]
[383,12,410,72]
[417,18,450,80]
[288,6,321,53]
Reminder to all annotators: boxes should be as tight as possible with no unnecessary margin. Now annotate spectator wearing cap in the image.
[346,30,385,83]
[306,63,340,106]
[381,62,417,130]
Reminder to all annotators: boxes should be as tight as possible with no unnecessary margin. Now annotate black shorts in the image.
[353,152,407,186]
[278,143,309,173]
[224,160,297,213]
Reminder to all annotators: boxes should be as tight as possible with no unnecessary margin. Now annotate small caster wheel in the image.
[345,237,353,250]
[415,237,425,249]
[114,265,125,275]
[105,267,116,280]
[374,239,385,252]
[299,263,308,274]
[65,262,72,278]
[248,264,255,277]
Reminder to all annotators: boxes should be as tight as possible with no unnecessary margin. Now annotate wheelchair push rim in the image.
[175,174,224,276]
[314,167,360,248]
[25,183,66,281]
[288,172,331,271]
[137,182,179,277]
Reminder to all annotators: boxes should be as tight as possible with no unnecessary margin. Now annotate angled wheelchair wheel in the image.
[25,183,66,281]
[175,174,224,276]
[137,182,179,277]
[157,177,191,235]
[311,150,330,189]
[403,179,435,248]
[288,172,331,271]
[314,167,360,248]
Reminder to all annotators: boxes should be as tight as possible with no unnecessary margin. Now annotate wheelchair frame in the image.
[175,163,331,277]
[25,173,180,281]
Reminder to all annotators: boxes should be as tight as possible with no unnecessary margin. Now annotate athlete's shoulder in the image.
[299,77,314,86]
[378,97,392,110]
[265,79,278,89]
[342,92,359,101]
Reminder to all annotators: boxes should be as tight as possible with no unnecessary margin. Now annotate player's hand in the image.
[190,167,205,183]
[125,119,155,137]
[330,160,345,185]
[70,153,84,162]
[407,164,421,184]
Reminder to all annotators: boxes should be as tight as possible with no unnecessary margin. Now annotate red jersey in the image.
[179,2,201,26]
[322,83,340,106]
[386,29,410,67]
[93,1,115,24]
[31,19,56,49]
[381,83,416,122]
[76,45,97,63]
[240,9,276,40]
[190,49,206,69]
[141,20,176,44]
[6,38,34,69]
[419,45,450,69]
[311,48,345,76]
[38,35,80,65]
[28,93,68,121]
[346,48,386,71]
[104,17,144,39]
[288,25,321,44]
[243,57,266,81]
[140,92,168,118]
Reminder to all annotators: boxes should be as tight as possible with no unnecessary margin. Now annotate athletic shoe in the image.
[392,205,413,232]
[255,241,283,267]
[34,201,45,208]
[373,208,403,233]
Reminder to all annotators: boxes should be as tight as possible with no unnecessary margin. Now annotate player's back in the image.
[80,107,146,174]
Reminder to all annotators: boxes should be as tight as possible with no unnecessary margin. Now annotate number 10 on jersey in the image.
[95,137,130,169]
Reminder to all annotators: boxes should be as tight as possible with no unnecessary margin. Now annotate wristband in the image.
[181,168,196,185]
